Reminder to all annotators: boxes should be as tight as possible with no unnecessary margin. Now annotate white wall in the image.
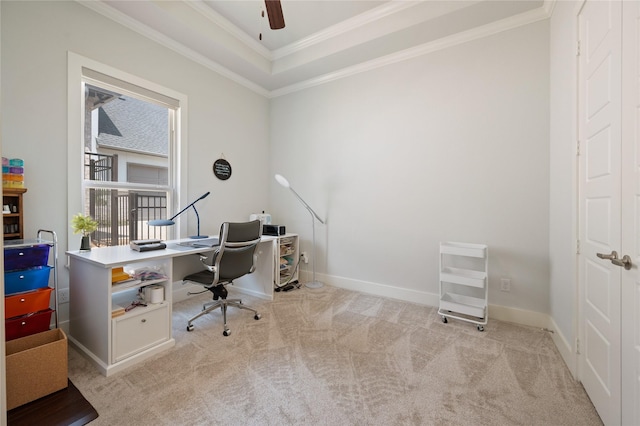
[549,0,581,372]
[270,20,551,319]
[1,1,270,323]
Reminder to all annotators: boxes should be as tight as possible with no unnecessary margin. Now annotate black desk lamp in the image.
[275,174,325,288]
[148,191,210,239]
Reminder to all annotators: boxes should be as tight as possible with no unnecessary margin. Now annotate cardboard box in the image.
[6,328,68,410]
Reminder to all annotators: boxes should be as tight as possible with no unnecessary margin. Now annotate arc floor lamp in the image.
[148,191,210,239]
[275,174,325,288]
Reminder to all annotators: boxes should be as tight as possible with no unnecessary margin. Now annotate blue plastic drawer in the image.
[4,244,50,271]
[4,266,52,295]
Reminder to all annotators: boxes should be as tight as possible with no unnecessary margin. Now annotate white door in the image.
[578,1,622,425]
[620,2,640,424]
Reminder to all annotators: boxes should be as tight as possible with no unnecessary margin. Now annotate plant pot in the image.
[80,235,91,251]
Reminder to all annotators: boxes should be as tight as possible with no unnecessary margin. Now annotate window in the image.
[69,54,187,248]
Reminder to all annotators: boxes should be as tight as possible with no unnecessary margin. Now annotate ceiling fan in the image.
[264,0,285,30]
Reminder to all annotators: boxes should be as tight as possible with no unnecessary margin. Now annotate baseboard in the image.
[488,304,550,329]
[311,271,551,329]
[548,316,577,377]
[314,271,439,306]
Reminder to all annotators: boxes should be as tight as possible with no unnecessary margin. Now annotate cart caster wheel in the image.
[254,314,261,320]
[187,324,194,332]
[442,316,448,323]
[477,325,484,332]
[223,329,231,336]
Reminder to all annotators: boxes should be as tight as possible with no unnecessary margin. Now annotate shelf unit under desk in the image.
[67,249,178,376]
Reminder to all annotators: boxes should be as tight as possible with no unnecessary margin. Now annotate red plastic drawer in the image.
[5,309,53,341]
[4,287,53,319]
[4,244,50,271]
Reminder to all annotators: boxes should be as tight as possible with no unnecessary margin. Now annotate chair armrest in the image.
[198,253,218,273]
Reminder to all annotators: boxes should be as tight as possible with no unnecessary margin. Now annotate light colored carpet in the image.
[68,285,602,425]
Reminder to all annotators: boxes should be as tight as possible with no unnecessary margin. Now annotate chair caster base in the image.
[254,314,261,320]
[187,324,194,332]
[223,329,231,336]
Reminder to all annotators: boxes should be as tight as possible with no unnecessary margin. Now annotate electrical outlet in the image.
[58,288,70,304]
[500,278,511,292]
[301,252,309,264]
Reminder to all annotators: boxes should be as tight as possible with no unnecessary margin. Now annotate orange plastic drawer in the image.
[4,287,53,319]
[5,309,53,341]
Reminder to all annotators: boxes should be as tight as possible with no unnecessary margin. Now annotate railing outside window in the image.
[85,152,168,246]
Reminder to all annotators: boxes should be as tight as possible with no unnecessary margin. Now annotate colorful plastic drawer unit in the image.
[4,266,52,295]
[4,287,53,319]
[4,244,50,271]
[5,309,54,341]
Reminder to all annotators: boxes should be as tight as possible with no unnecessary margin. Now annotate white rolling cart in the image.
[438,242,488,331]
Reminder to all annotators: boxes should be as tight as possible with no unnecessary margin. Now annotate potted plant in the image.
[71,213,99,251]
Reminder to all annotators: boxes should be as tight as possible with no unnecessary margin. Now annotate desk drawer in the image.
[112,303,169,363]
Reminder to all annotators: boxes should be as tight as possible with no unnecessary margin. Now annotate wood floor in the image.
[7,379,98,426]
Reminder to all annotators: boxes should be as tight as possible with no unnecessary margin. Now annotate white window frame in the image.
[67,52,188,248]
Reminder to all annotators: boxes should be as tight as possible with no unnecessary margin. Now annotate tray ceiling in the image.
[81,0,550,96]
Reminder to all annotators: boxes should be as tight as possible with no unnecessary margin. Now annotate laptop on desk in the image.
[177,238,219,248]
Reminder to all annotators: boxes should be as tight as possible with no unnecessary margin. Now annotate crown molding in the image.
[543,0,557,17]
[271,1,421,60]
[76,0,269,97]
[269,5,551,98]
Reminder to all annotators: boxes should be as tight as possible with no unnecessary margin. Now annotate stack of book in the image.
[111,267,131,284]
[111,304,126,318]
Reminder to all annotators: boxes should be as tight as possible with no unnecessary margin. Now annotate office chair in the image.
[183,220,262,336]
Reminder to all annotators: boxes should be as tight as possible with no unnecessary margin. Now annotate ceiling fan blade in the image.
[264,0,285,30]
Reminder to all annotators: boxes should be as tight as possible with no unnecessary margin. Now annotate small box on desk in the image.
[263,224,285,236]
[6,328,68,410]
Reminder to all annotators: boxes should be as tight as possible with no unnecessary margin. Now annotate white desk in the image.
[66,234,297,376]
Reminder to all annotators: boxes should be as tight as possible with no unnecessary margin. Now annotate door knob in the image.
[597,251,618,260]
[611,255,632,270]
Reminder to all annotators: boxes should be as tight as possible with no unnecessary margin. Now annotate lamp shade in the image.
[275,174,290,188]
[147,191,211,239]
[147,219,175,226]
